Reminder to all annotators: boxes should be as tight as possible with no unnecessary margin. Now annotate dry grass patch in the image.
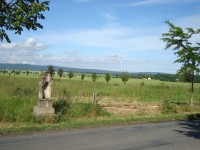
[100,101,160,116]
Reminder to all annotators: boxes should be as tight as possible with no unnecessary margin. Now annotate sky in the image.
[0,0,200,73]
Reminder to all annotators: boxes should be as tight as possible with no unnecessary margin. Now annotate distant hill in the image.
[0,63,116,74]
[2,63,199,83]
[0,63,162,75]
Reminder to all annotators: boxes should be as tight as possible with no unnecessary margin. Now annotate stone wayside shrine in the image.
[33,71,55,117]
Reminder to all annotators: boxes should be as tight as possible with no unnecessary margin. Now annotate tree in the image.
[161,20,200,106]
[16,70,21,75]
[3,69,6,75]
[0,0,49,43]
[47,65,55,77]
[26,70,29,76]
[81,73,85,80]
[91,72,97,82]
[57,68,64,78]
[67,70,74,79]
[105,72,111,83]
[120,71,130,84]
[11,69,16,76]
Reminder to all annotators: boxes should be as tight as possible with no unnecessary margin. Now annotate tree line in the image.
[1,66,200,83]
[47,65,130,84]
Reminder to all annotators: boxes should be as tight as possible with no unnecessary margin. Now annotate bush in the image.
[53,99,110,121]
[177,104,192,113]
[161,99,177,114]
[120,71,130,84]
[53,99,70,115]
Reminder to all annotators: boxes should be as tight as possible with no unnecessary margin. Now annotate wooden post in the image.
[93,92,97,104]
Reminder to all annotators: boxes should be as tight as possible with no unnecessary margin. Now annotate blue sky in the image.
[0,0,200,73]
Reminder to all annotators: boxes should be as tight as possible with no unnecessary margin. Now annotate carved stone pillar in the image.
[33,72,55,117]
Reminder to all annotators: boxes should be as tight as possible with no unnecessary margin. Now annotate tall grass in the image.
[53,99,109,122]
[0,74,200,123]
[53,77,199,103]
[0,75,110,123]
[0,96,35,122]
[0,75,37,122]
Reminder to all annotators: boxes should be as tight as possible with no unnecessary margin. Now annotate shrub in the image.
[57,68,64,78]
[120,71,130,84]
[91,72,97,82]
[81,74,85,80]
[71,103,110,117]
[161,99,177,114]
[178,104,192,113]
[53,99,70,115]
[62,89,71,98]
[67,70,74,79]
[52,99,110,121]
[141,81,144,86]
[105,72,111,83]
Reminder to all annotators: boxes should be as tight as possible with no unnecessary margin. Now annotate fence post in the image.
[93,92,97,104]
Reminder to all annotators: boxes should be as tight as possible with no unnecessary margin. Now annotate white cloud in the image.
[7,54,21,64]
[39,24,163,52]
[19,38,47,51]
[0,38,47,51]
[106,53,136,64]
[117,0,200,7]
[107,53,124,62]
[102,12,117,21]
[123,0,173,7]
[73,0,93,3]
[22,51,132,67]
[67,28,163,51]
[0,43,17,50]
[64,50,80,56]
[175,15,200,29]
[21,61,28,64]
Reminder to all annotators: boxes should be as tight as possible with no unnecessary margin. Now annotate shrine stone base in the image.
[33,99,55,116]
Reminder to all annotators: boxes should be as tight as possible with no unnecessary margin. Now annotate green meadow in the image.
[0,72,200,134]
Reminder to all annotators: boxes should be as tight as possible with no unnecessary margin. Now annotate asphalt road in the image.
[0,120,200,150]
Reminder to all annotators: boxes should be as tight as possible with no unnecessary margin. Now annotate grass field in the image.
[0,72,200,134]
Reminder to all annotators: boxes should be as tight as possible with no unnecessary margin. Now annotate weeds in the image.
[52,98,110,121]
[161,99,177,114]
[53,99,70,115]
[14,87,34,96]
[0,97,35,122]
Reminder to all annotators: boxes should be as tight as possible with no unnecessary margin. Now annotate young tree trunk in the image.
[190,95,193,107]
[190,71,194,107]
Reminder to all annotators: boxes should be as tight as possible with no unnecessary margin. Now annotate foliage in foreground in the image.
[161,20,200,106]
[0,97,109,123]
[53,99,110,122]
[161,99,177,114]
[1,0,50,43]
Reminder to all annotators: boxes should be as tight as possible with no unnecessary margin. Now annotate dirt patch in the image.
[100,102,160,116]
[70,96,161,116]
